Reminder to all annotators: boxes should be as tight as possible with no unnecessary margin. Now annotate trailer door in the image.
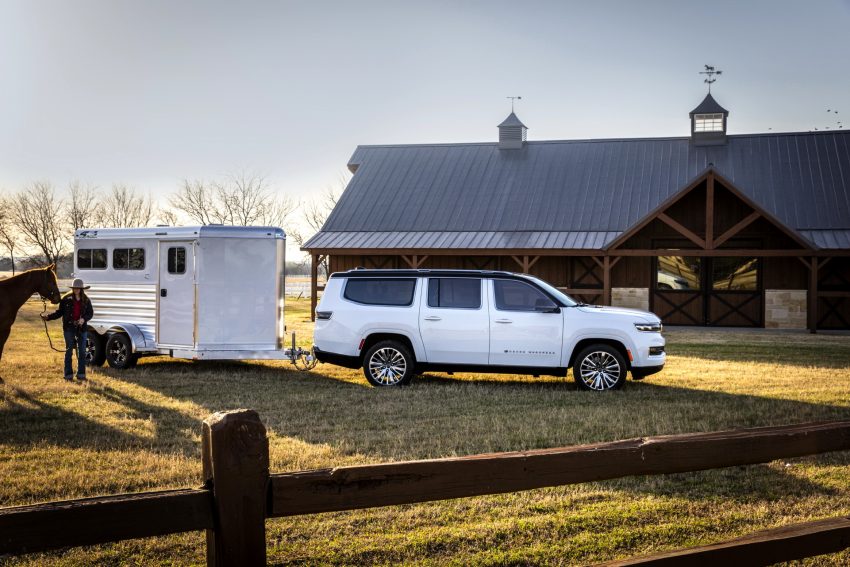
[158,241,195,347]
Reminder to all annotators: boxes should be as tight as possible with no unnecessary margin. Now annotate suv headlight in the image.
[634,321,662,333]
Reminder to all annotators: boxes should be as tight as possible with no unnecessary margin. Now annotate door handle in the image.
[495,318,512,324]
[160,289,167,297]
[424,316,442,321]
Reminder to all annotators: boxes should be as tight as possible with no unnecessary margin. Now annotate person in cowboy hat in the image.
[41,278,94,381]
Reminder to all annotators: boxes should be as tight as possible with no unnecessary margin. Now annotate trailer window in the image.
[343,278,416,306]
[427,278,481,309]
[167,247,186,274]
[113,248,145,270]
[77,248,107,270]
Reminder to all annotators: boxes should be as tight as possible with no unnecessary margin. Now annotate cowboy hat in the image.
[69,278,91,290]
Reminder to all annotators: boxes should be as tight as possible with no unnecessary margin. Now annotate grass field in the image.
[1,298,849,565]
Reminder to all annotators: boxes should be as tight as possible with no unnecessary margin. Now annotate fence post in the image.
[202,409,269,567]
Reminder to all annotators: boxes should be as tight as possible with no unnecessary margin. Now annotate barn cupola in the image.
[689,93,729,146]
[498,112,528,149]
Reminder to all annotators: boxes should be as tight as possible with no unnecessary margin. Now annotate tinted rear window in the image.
[427,278,481,309]
[343,278,417,306]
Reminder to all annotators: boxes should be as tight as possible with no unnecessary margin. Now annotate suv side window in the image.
[493,279,555,312]
[427,278,481,309]
[343,278,417,306]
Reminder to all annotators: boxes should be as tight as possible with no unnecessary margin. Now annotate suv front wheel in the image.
[573,344,627,391]
[363,340,415,387]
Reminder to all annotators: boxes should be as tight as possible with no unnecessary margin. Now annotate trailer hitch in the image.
[288,332,318,371]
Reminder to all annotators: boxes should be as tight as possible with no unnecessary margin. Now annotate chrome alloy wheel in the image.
[578,350,622,391]
[368,347,407,386]
[109,341,127,365]
[85,336,97,363]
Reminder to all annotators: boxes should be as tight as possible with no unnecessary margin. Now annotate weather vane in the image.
[699,65,722,93]
[507,96,522,112]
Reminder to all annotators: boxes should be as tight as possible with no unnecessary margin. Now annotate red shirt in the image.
[72,299,82,321]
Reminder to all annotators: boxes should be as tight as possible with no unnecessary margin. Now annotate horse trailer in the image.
[72,226,313,369]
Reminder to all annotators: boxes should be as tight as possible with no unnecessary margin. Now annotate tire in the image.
[362,340,415,387]
[105,333,138,369]
[85,332,107,367]
[573,344,627,391]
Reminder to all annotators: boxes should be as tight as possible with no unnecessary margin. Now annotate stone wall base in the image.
[611,287,649,311]
[765,289,807,329]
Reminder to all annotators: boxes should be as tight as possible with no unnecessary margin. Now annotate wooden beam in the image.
[307,248,850,258]
[809,256,818,333]
[603,256,612,305]
[526,255,541,271]
[591,256,605,269]
[0,489,212,555]
[267,421,850,518]
[611,249,817,257]
[713,211,761,248]
[657,213,706,248]
[203,410,269,567]
[310,254,319,322]
[601,516,850,566]
[706,173,715,249]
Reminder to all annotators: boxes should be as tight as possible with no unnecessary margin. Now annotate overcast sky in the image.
[1,0,849,252]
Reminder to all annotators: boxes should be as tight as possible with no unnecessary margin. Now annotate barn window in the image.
[167,247,186,274]
[712,257,758,290]
[427,278,481,309]
[657,256,701,290]
[693,113,724,132]
[77,248,107,270]
[113,248,145,270]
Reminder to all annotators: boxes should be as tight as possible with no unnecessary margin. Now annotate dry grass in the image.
[1,299,849,565]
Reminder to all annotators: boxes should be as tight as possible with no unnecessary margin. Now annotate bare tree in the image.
[94,184,155,228]
[169,171,296,228]
[290,172,347,276]
[66,181,99,230]
[0,196,19,274]
[157,208,181,227]
[12,181,67,265]
[168,179,216,225]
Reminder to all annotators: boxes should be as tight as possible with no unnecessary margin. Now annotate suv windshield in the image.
[520,275,579,307]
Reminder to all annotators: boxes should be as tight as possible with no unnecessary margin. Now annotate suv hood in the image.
[576,304,658,322]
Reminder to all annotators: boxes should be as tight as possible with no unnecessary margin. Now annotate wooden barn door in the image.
[652,256,762,327]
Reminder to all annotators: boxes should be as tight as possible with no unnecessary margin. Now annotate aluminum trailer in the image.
[72,225,313,369]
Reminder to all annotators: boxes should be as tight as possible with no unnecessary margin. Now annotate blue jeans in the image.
[64,327,87,379]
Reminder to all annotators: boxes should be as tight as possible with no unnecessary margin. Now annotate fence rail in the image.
[1,411,849,566]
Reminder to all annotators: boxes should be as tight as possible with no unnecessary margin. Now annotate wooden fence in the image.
[1,410,849,566]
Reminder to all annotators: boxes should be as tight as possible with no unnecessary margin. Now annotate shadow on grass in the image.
[0,387,144,450]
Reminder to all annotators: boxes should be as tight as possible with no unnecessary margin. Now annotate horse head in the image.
[39,264,61,304]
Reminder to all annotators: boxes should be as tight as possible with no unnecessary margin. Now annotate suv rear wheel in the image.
[363,340,414,387]
[573,344,627,391]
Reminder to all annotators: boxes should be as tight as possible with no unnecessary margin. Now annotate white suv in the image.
[313,269,665,391]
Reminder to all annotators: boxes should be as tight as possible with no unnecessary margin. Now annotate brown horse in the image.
[0,265,62,370]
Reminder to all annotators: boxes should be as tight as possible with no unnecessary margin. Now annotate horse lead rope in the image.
[41,298,68,352]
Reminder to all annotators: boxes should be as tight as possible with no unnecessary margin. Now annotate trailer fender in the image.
[104,324,150,353]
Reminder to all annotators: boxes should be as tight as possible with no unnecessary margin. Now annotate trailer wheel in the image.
[85,332,107,367]
[363,340,414,387]
[105,333,138,369]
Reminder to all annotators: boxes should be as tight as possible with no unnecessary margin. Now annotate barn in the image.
[303,94,850,331]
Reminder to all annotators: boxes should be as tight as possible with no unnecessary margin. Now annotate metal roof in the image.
[690,93,729,116]
[304,130,850,251]
[304,231,620,250]
[498,112,528,128]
